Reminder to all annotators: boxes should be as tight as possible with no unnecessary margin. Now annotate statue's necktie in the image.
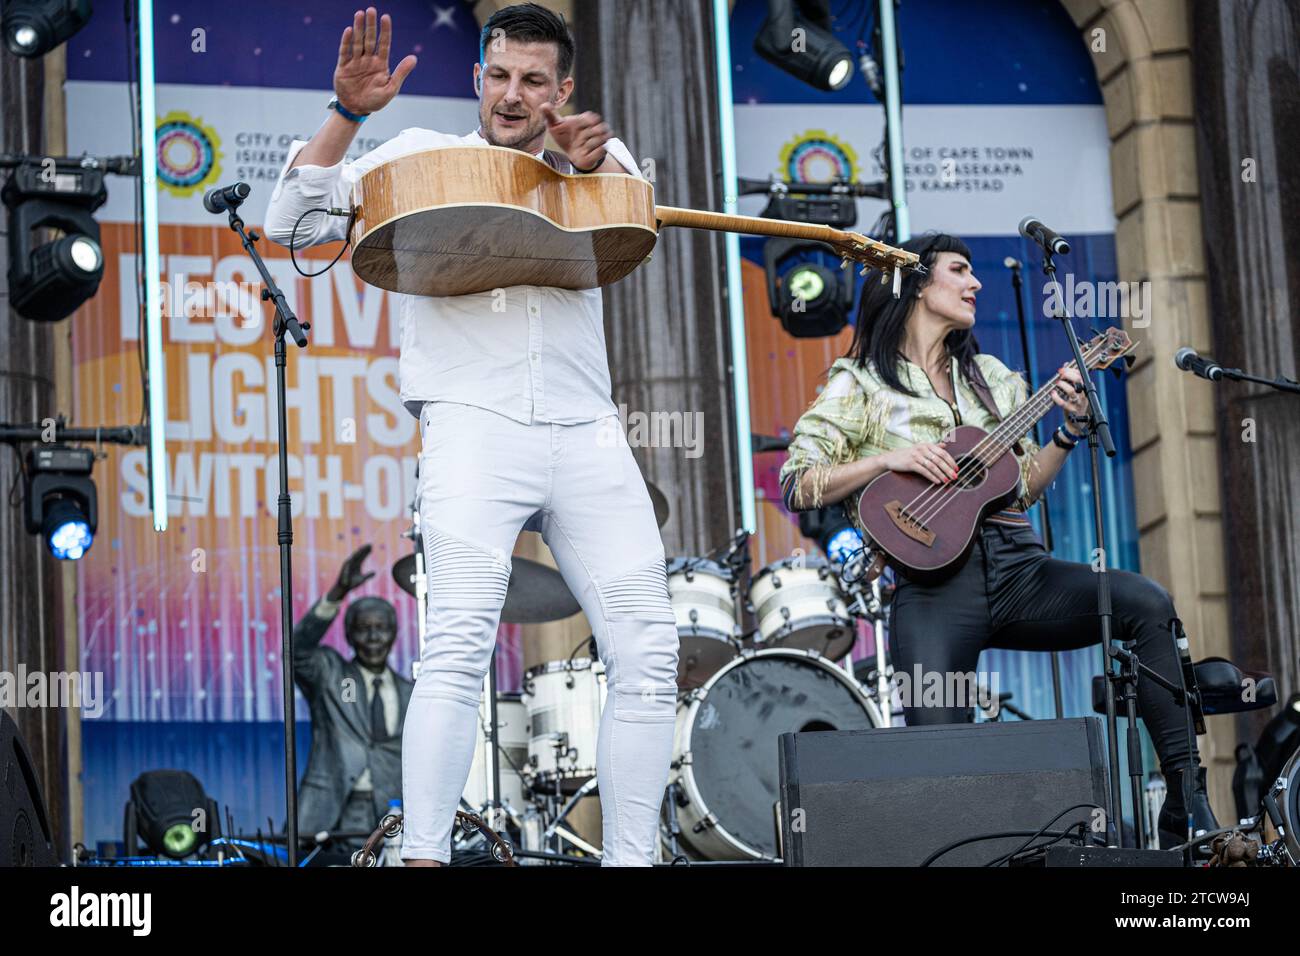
[370,676,386,742]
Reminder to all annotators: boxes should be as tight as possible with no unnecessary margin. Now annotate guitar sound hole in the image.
[954,456,986,490]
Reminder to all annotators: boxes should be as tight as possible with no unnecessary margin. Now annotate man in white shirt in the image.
[264,4,679,866]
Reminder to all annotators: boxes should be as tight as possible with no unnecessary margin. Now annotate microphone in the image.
[1003,256,1021,271]
[1174,347,1224,381]
[203,181,251,214]
[1018,215,1071,256]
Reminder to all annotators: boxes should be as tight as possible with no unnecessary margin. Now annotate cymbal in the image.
[646,479,670,528]
[392,554,581,624]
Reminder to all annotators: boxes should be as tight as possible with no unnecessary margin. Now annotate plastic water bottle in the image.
[382,798,404,866]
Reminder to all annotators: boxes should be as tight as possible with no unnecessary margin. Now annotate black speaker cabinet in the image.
[1,710,58,866]
[778,718,1110,866]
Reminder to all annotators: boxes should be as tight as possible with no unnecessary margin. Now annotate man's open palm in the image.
[334,7,417,115]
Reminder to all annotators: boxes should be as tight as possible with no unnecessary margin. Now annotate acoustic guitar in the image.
[854,327,1135,582]
[346,145,920,297]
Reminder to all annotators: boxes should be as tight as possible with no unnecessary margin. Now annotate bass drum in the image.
[668,648,881,861]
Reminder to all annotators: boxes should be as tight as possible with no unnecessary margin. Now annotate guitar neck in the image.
[653,205,915,271]
[655,205,850,244]
[974,343,1108,464]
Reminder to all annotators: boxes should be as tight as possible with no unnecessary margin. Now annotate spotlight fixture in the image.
[124,770,221,859]
[2,158,107,322]
[797,503,864,566]
[24,445,97,560]
[2,0,92,58]
[753,0,854,93]
[764,238,854,337]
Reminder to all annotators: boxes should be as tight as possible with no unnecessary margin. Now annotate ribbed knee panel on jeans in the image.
[417,527,512,705]
[598,558,679,723]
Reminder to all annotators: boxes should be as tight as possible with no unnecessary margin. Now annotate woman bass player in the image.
[777,233,1217,850]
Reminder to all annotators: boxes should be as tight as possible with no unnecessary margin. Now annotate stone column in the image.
[1061,0,1234,808]
[1190,1,1300,759]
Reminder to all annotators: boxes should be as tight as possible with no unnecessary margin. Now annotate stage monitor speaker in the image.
[778,718,1110,866]
[1,710,58,866]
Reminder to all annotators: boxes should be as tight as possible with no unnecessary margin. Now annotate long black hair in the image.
[845,232,981,396]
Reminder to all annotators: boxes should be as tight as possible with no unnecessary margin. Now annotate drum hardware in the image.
[840,546,893,725]
[540,776,603,858]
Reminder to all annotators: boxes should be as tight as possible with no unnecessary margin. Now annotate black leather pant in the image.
[889,522,1197,773]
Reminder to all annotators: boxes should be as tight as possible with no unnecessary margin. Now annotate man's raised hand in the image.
[327,543,376,603]
[539,103,612,171]
[334,7,418,116]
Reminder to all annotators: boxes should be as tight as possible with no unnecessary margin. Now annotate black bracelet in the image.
[1052,425,1079,451]
[571,154,607,174]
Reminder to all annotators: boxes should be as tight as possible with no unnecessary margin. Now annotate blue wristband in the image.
[327,97,368,124]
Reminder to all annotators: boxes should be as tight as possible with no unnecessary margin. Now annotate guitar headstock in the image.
[829,230,924,276]
[1082,327,1137,371]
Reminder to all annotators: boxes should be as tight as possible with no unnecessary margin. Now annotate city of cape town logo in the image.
[778,129,858,184]
[155,110,222,198]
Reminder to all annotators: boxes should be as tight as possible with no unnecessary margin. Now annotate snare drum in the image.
[522,658,607,794]
[667,557,741,689]
[748,555,855,661]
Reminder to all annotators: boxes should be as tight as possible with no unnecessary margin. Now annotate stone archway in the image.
[1062,0,1233,811]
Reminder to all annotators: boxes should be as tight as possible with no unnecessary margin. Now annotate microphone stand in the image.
[1040,248,1138,849]
[1199,365,1300,395]
[1008,260,1064,720]
[217,196,310,866]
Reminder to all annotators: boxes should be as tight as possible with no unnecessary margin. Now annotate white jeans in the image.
[400,401,680,865]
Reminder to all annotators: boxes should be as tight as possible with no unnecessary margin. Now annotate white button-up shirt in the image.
[263,126,645,425]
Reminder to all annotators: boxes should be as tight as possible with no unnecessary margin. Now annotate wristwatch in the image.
[327,96,369,123]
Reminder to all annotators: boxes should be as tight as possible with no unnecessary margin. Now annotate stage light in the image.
[2,0,92,58]
[754,0,854,93]
[764,239,854,337]
[24,445,97,561]
[1,159,107,322]
[787,264,826,303]
[797,503,863,566]
[124,770,221,859]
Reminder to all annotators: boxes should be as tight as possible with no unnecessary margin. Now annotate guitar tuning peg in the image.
[891,267,902,297]
[858,263,869,277]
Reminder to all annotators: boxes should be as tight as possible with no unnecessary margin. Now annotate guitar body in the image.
[350,145,659,297]
[856,425,1023,583]
[347,146,919,297]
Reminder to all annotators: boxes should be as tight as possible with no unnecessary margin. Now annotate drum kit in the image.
[390,474,899,864]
